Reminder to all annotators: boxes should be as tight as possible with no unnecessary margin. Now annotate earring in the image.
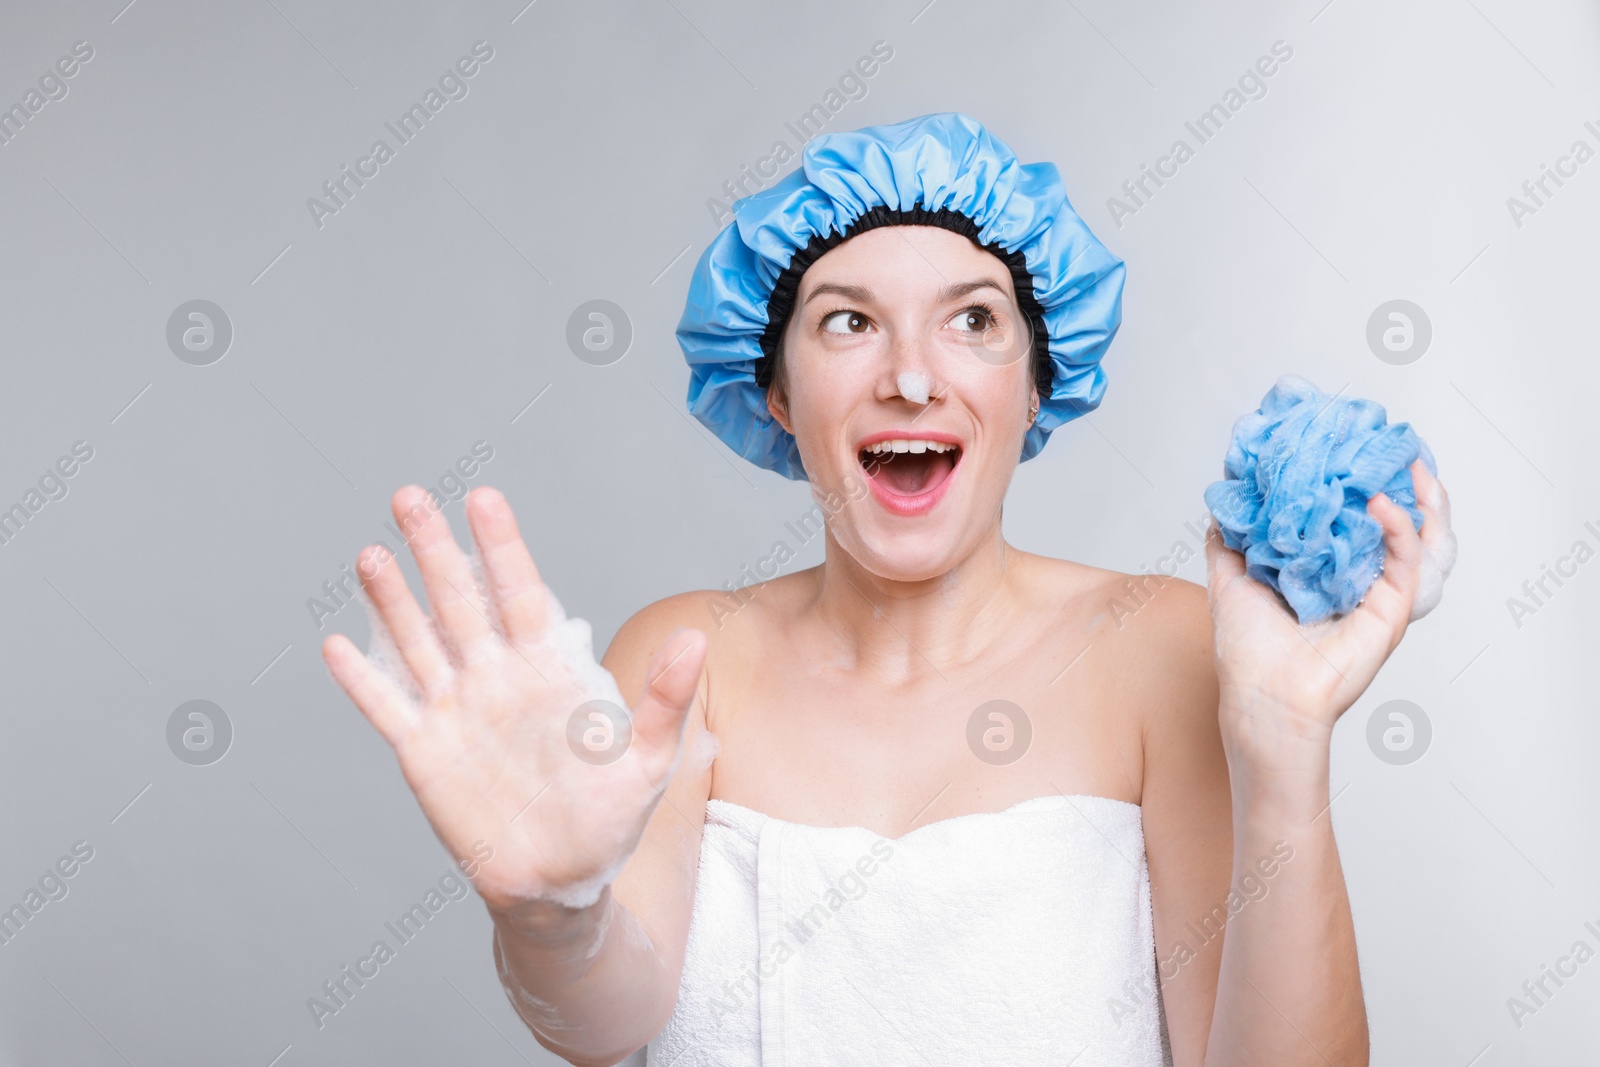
[1027,400,1039,425]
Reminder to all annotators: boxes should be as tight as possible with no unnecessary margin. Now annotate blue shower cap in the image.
[1204,375,1438,625]
[676,111,1126,480]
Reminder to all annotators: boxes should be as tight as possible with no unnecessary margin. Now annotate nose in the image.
[885,329,937,406]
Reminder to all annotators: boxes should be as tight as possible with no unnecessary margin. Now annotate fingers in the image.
[628,628,708,779]
[1204,520,1308,638]
[1359,491,1421,634]
[466,487,553,647]
[1411,459,1458,577]
[392,486,498,663]
[322,633,420,747]
[1411,457,1451,528]
[357,542,454,694]
[1203,521,1245,612]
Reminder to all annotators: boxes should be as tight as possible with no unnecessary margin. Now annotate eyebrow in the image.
[800,278,1009,307]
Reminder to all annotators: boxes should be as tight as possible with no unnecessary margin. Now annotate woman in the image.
[321,113,1449,1065]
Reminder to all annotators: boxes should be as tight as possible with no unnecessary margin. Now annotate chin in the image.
[843,533,958,583]
[830,505,985,583]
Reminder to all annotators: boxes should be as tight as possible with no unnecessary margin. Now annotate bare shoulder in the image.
[599,571,813,687]
[1106,565,1213,707]
[600,588,723,670]
[1013,549,1210,648]
[1015,549,1218,730]
[595,591,716,717]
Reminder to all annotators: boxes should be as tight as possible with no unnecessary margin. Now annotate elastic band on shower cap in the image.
[676,111,1126,481]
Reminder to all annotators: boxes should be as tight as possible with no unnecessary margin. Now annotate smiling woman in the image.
[322,111,1449,1067]
[765,225,1037,538]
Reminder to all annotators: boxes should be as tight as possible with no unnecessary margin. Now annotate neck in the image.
[807,519,1022,679]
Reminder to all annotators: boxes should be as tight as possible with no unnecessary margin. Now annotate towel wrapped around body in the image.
[646,793,1173,1067]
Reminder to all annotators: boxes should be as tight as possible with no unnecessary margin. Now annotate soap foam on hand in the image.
[359,548,628,719]
[1204,374,1449,625]
[1409,467,1457,621]
[359,552,637,911]
[496,577,639,910]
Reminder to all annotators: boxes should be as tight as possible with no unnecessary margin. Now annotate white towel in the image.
[647,793,1173,1066]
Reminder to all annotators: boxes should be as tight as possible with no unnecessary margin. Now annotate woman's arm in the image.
[1145,459,1450,1064]
[319,488,713,1067]
[1134,575,1239,1062]
[491,592,718,1066]
[1196,709,1364,1065]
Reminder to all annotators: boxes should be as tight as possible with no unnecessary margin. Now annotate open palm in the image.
[320,485,706,915]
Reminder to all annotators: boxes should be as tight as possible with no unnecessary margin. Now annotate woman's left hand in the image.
[1203,458,1452,769]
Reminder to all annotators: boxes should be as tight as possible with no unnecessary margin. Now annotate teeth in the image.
[863,439,957,455]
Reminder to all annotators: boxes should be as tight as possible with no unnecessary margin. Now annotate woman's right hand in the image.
[320,485,708,919]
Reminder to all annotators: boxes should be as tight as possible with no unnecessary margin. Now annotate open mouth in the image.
[857,437,963,511]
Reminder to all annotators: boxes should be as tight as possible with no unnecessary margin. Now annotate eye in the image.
[821,309,872,334]
[949,304,997,332]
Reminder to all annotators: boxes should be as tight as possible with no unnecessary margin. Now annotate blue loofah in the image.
[1204,375,1437,624]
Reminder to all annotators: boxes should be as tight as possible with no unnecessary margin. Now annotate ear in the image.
[766,384,792,435]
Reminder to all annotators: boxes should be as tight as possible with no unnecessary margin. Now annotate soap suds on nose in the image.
[897,371,930,405]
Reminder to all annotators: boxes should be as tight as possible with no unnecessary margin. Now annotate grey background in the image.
[1,0,1596,1064]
